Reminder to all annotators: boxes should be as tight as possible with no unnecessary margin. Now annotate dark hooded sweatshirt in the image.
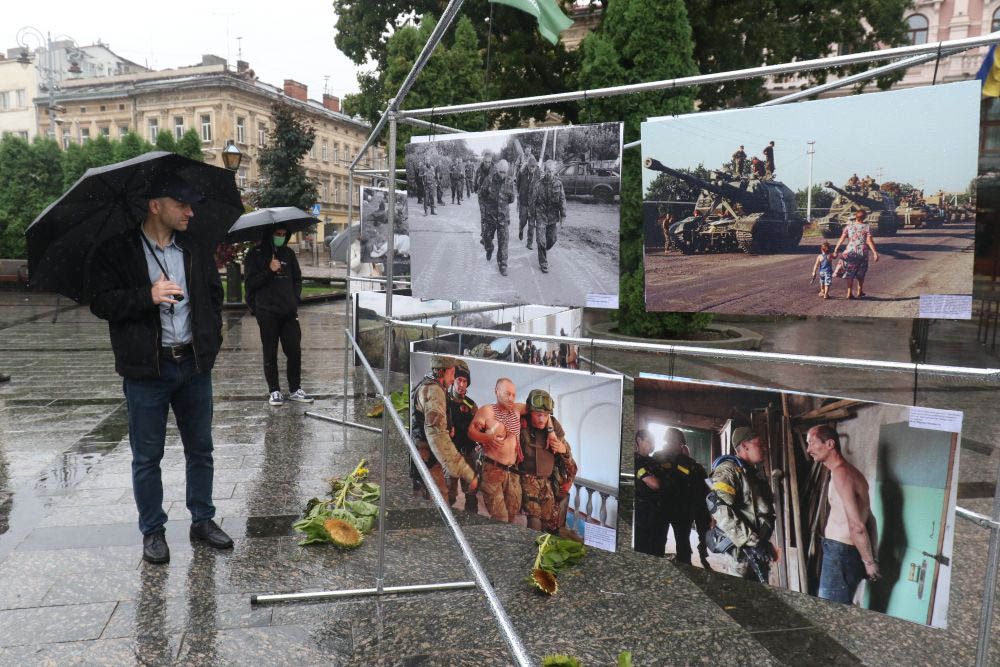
[243,231,302,317]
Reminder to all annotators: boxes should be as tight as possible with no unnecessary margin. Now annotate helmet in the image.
[454,359,471,383]
[430,355,459,370]
[731,426,757,448]
[526,389,554,414]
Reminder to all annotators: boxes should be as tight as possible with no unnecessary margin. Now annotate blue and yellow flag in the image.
[489,0,575,45]
[977,45,1000,97]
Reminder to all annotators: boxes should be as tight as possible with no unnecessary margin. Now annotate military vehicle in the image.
[895,199,944,229]
[644,157,805,254]
[817,182,898,238]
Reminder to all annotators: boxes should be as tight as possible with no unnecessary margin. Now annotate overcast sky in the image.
[642,81,981,193]
[5,0,364,100]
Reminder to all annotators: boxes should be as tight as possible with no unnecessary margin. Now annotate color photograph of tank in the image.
[409,351,624,551]
[640,81,979,319]
[634,374,960,629]
[406,123,622,308]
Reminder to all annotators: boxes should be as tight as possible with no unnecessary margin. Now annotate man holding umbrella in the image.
[87,173,233,564]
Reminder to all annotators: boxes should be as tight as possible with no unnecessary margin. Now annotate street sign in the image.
[311,203,321,216]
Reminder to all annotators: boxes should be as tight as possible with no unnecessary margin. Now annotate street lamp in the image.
[222,139,243,171]
[16,27,80,141]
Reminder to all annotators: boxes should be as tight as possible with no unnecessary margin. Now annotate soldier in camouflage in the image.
[473,151,496,247]
[446,360,480,513]
[517,156,541,250]
[708,426,776,582]
[482,159,516,276]
[449,159,464,205]
[411,356,478,500]
[421,159,437,216]
[530,160,567,273]
[464,159,475,198]
[518,389,578,534]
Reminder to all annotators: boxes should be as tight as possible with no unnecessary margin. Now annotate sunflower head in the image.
[530,568,558,595]
[324,518,363,548]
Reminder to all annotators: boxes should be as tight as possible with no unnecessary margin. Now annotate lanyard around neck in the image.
[140,231,173,279]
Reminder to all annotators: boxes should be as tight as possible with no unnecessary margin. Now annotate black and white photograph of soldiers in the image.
[512,307,582,369]
[410,351,624,552]
[641,81,979,319]
[406,123,622,308]
[635,374,960,629]
[359,186,410,275]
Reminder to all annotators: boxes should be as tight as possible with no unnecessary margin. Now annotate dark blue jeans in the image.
[123,356,216,535]
[818,537,866,603]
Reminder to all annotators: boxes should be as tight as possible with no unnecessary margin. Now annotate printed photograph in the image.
[410,351,623,551]
[407,123,622,307]
[641,81,979,319]
[634,374,960,629]
[360,186,409,275]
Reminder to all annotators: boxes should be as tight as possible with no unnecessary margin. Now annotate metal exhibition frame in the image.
[263,8,1000,663]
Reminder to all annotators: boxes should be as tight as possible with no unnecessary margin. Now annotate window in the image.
[237,166,248,190]
[322,140,328,162]
[62,130,71,148]
[100,126,110,137]
[321,179,328,202]
[99,105,106,112]
[15,89,26,108]
[174,116,185,140]
[309,142,316,159]
[0,92,8,110]
[333,143,340,162]
[906,14,928,45]
[258,122,266,147]
[80,127,90,143]
[119,125,129,137]
[333,178,341,204]
[201,114,212,142]
[148,118,159,143]
[79,107,86,113]
[982,99,1000,153]
[16,130,28,140]
[119,104,125,111]
[236,116,246,144]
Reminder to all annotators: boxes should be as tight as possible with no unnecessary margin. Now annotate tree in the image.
[155,130,177,153]
[337,2,576,128]
[115,132,149,162]
[175,129,204,161]
[62,142,90,189]
[578,0,710,337]
[795,185,834,213]
[684,0,912,109]
[0,136,63,258]
[84,134,116,167]
[253,103,318,210]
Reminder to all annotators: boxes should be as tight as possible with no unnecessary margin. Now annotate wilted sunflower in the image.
[324,518,363,548]
[530,568,558,595]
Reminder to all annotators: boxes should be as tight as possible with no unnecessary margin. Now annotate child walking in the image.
[810,241,835,299]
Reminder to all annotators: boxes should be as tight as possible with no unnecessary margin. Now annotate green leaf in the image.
[345,500,379,517]
[618,650,633,667]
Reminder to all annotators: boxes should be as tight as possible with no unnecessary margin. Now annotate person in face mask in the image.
[243,224,312,406]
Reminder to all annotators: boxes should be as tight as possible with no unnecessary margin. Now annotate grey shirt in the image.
[140,230,191,346]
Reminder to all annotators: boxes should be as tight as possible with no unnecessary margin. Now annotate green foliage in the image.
[684,0,912,109]
[577,0,708,338]
[795,185,834,212]
[338,4,576,129]
[253,103,318,210]
[84,135,117,168]
[0,136,63,258]
[62,142,90,189]
[114,132,148,162]
[175,129,204,161]
[618,651,633,667]
[541,656,582,667]
[292,460,381,546]
[154,130,177,153]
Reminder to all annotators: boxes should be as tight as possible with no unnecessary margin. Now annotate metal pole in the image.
[342,167,355,440]
[399,116,465,134]
[387,319,1000,379]
[398,34,1000,118]
[304,410,381,433]
[975,454,1000,666]
[252,581,476,604]
[806,141,815,221]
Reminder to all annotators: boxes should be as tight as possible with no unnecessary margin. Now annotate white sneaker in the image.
[287,388,314,403]
[268,391,285,406]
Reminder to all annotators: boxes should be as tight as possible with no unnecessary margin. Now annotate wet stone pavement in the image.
[0,291,998,665]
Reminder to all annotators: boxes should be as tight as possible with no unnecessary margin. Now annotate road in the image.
[409,192,619,307]
[644,223,975,318]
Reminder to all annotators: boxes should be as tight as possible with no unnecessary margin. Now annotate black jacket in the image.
[89,229,224,378]
[244,242,302,317]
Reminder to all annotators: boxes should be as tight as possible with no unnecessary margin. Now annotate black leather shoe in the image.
[143,530,170,564]
[190,519,234,549]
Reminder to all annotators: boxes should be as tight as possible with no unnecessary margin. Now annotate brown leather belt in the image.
[484,458,519,474]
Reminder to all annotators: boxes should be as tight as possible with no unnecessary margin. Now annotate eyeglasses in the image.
[528,392,554,412]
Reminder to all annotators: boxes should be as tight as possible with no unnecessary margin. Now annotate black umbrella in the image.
[327,223,361,262]
[25,151,242,303]
[226,207,319,243]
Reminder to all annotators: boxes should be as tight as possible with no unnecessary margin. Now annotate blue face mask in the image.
[272,235,287,247]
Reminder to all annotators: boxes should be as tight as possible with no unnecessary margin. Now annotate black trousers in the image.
[256,312,302,393]
[634,501,667,556]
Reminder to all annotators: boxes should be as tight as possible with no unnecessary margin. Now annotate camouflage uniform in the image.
[411,371,476,499]
[449,161,464,204]
[446,374,479,513]
[421,164,437,216]
[482,167,516,274]
[464,161,475,197]
[709,456,775,580]
[474,160,495,246]
[519,414,576,532]
[517,161,541,248]
[530,171,567,272]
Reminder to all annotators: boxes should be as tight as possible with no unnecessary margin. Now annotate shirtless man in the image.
[806,424,880,604]
[468,378,523,522]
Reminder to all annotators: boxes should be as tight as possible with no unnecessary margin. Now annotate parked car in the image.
[557,160,620,203]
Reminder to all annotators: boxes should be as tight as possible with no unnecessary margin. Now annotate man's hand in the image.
[864,560,881,581]
[468,476,479,493]
[269,257,282,272]
[546,432,567,454]
[151,273,183,305]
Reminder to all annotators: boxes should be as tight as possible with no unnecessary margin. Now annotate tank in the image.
[644,158,806,254]
[895,200,944,229]
[817,182,898,238]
